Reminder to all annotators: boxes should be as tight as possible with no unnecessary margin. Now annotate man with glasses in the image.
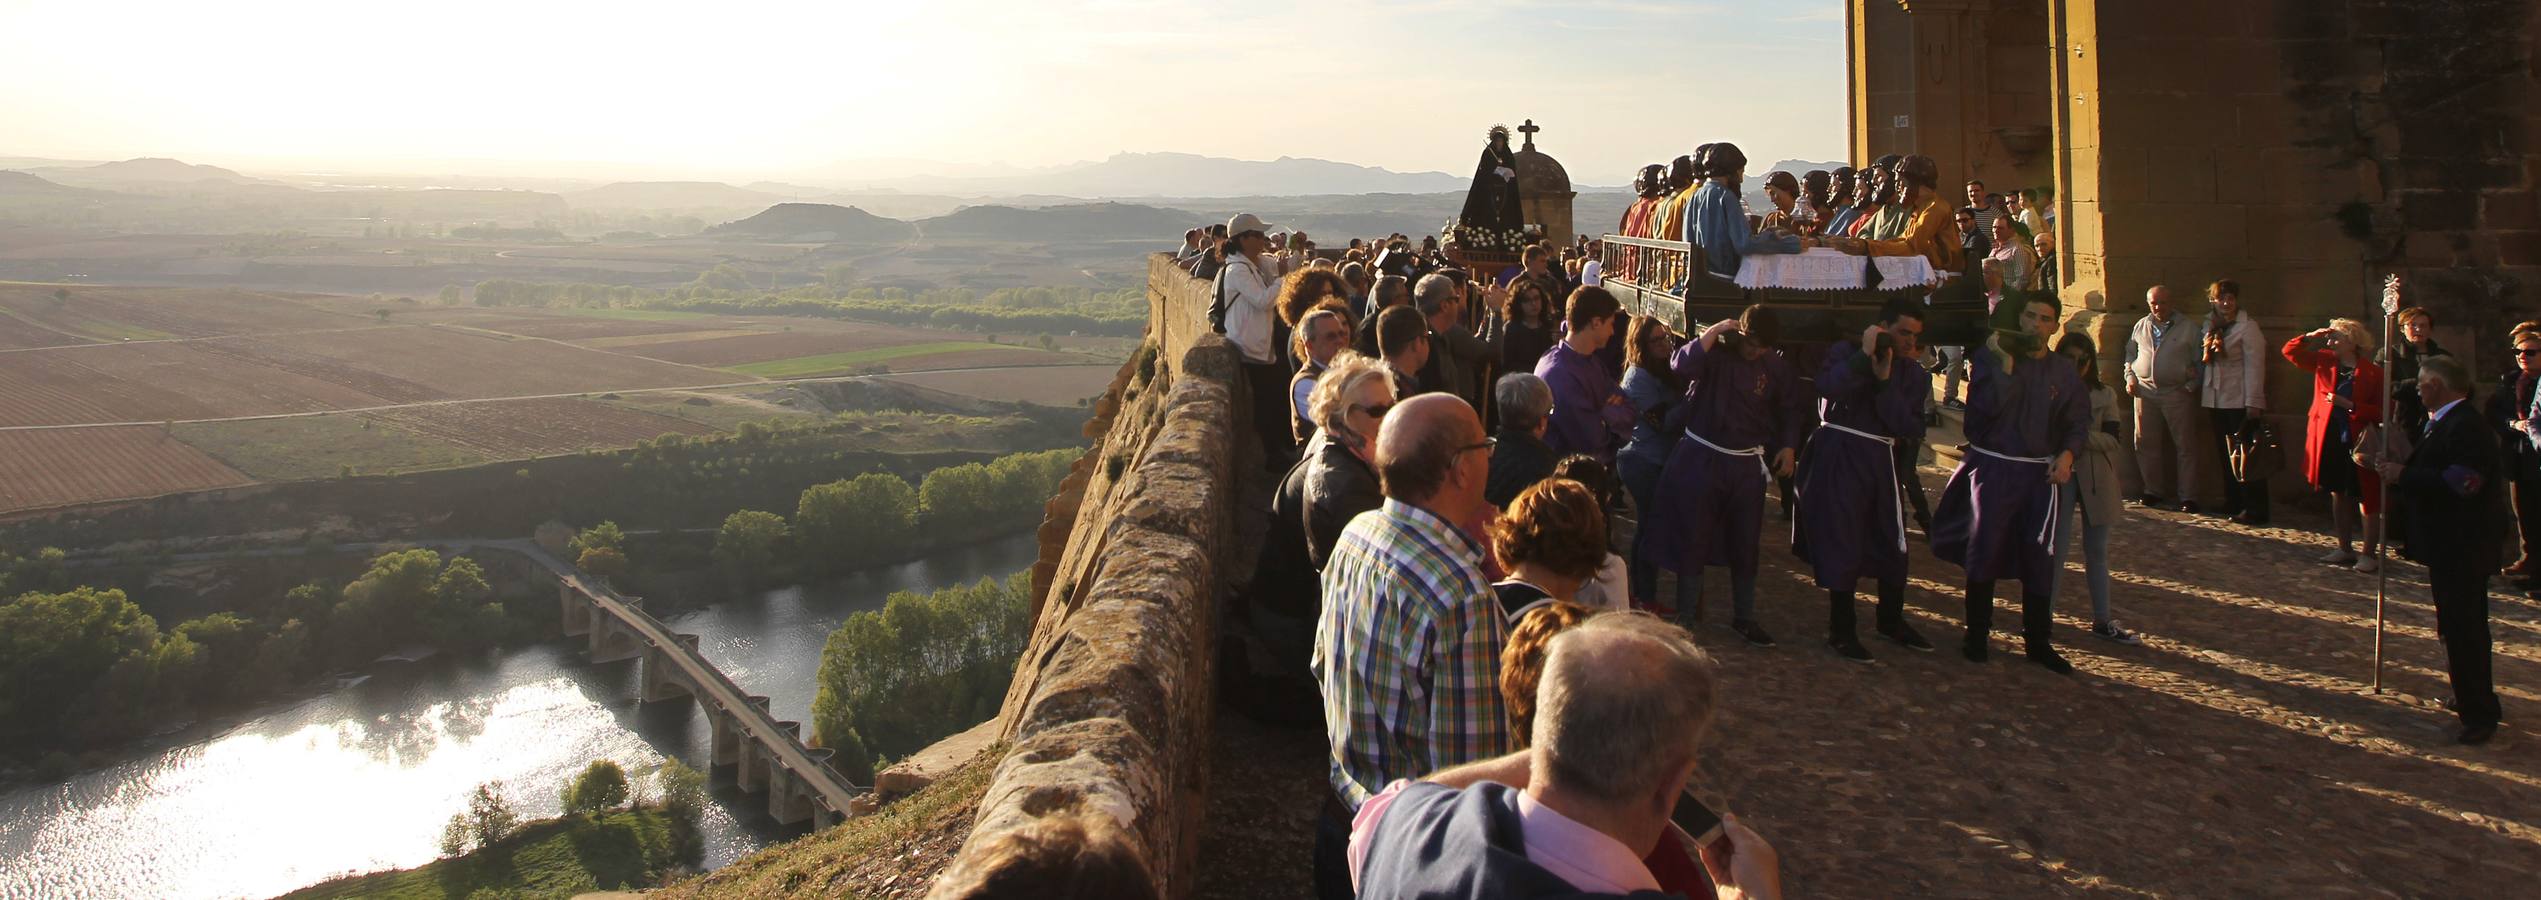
[1312,393,1512,898]
[1644,304,1808,647]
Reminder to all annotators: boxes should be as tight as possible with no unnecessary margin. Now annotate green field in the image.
[282,810,683,900]
[554,307,720,322]
[173,415,486,479]
[595,387,825,430]
[726,341,1008,378]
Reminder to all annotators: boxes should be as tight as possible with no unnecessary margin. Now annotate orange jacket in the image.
[1866,196,1964,273]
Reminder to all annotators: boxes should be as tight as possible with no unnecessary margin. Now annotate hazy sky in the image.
[0,0,1846,183]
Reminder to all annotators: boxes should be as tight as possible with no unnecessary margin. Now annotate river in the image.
[0,534,1043,900]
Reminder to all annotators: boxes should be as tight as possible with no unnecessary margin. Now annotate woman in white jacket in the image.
[2200,279,2271,526]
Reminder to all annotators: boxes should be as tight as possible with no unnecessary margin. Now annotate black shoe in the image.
[2213,505,2244,519]
[1829,637,1873,663]
[1732,620,1777,647]
[2176,501,2200,514]
[1943,398,1965,410]
[1961,635,1989,663]
[2230,512,2270,527]
[1879,621,1935,651]
[2134,494,2166,507]
[1913,514,1934,533]
[2026,645,2074,674]
[2441,696,2459,713]
[2459,723,2498,745]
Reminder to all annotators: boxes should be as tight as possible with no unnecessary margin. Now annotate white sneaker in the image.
[2315,549,2358,566]
[2090,621,2143,645]
[2353,556,2380,574]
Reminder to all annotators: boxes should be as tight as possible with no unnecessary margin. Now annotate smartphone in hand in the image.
[1670,790,1726,849]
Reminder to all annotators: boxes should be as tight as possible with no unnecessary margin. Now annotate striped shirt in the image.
[1313,498,1513,807]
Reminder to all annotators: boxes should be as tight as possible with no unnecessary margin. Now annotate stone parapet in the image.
[934,256,1241,898]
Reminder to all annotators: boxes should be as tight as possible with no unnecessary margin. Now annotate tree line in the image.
[810,571,1032,782]
[0,547,539,758]
[454,270,1145,337]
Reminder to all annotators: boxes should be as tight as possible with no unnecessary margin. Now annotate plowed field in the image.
[609,325,957,367]
[360,397,714,458]
[0,426,252,512]
[0,284,362,340]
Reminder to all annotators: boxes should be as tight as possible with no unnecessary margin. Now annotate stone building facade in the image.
[1513,120,1579,248]
[1851,0,2539,401]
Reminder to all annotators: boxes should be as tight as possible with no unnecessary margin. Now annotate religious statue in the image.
[1445,124,1529,266]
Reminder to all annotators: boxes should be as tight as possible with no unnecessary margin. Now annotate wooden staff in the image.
[2373,274,2401,692]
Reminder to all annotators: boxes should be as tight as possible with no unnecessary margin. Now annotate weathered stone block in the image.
[2500,231,2541,267]
[2402,191,2479,231]
[2485,192,2540,231]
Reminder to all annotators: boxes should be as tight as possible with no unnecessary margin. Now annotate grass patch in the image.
[555,307,720,322]
[727,342,1009,378]
[282,809,684,900]
[52,315,175,342]
[598,389,823,430]
[658,744,1004,899]
[173,415,487,480]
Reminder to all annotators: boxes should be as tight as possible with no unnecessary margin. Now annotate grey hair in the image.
[1532,612,1718,805]
[1413,273,1460,316]
[1309,352,1394,441]
[1370,274,1410,309]
[1494,372,1553,432]
[2418,353,2470,394]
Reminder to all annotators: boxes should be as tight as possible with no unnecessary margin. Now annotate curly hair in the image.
[1498,600,1596,745]
[1491,478,1609,583]
[1275,268,1353,329]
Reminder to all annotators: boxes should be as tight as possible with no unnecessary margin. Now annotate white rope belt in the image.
[1686,430,1769,479]
[1817,422,1906,552]
[1967,444,2060,546]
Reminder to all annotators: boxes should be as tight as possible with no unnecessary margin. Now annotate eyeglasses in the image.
[1351,401,1394,419]
[2517,348,2541,358]
[1459,437,1498,456]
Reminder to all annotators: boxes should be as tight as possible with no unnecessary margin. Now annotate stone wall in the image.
[933,255,1242,897]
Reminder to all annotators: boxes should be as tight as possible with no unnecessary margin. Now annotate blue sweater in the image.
[1684,181,1800,279]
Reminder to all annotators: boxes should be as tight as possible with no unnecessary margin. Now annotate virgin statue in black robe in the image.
[1456,125,1527,245]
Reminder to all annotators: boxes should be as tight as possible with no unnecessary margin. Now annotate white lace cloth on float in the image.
[1734,247,1941,291]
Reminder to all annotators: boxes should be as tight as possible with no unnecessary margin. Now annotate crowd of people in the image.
[1164,143,2511,896]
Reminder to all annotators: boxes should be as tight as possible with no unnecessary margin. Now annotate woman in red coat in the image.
[2283,319,2384,572]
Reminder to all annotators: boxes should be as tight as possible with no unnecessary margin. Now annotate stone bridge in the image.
[540,546,855,828]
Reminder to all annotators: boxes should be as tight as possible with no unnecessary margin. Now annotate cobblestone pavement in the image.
[1199,465,2541,898]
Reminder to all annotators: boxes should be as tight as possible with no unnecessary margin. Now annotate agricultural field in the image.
[0,426,254,512]
[884,364,1121,406]
[0,283,1119,515]
[359,398,714,458]
[170,415,489,481]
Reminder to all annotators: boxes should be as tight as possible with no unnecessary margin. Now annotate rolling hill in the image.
[707,203,917,241]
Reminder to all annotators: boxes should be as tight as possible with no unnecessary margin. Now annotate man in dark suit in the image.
[2378,355,2507,744]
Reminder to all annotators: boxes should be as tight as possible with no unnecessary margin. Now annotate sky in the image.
[0,0,1847,184]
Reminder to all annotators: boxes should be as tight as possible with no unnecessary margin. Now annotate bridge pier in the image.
[709,707,743,770]
[640,634,702,702]
[738,741,770,794]
[559,582,593,637]
[588,615,642,664]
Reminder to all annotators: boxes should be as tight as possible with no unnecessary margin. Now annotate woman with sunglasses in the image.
[2282,318,2385,571]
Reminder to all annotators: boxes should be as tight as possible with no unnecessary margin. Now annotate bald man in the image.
[2125,285,2204,511]
[1311,393,1512,897]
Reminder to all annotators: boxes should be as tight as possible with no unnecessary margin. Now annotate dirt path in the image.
[1200,467,2541,897]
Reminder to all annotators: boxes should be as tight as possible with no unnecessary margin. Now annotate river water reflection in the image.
[0,534,1042,900]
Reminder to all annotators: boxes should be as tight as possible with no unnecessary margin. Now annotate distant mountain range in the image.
[834,152,1469,199]
[28,157,278,187]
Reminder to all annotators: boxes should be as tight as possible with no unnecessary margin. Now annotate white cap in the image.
[1226,213,1276,237]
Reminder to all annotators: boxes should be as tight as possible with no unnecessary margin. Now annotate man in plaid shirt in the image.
[1310,393,1514,898]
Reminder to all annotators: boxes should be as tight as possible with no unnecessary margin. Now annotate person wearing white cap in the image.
[1218,212,1296,462]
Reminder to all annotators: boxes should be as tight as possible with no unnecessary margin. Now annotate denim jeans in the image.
[2048,481,2114,624]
